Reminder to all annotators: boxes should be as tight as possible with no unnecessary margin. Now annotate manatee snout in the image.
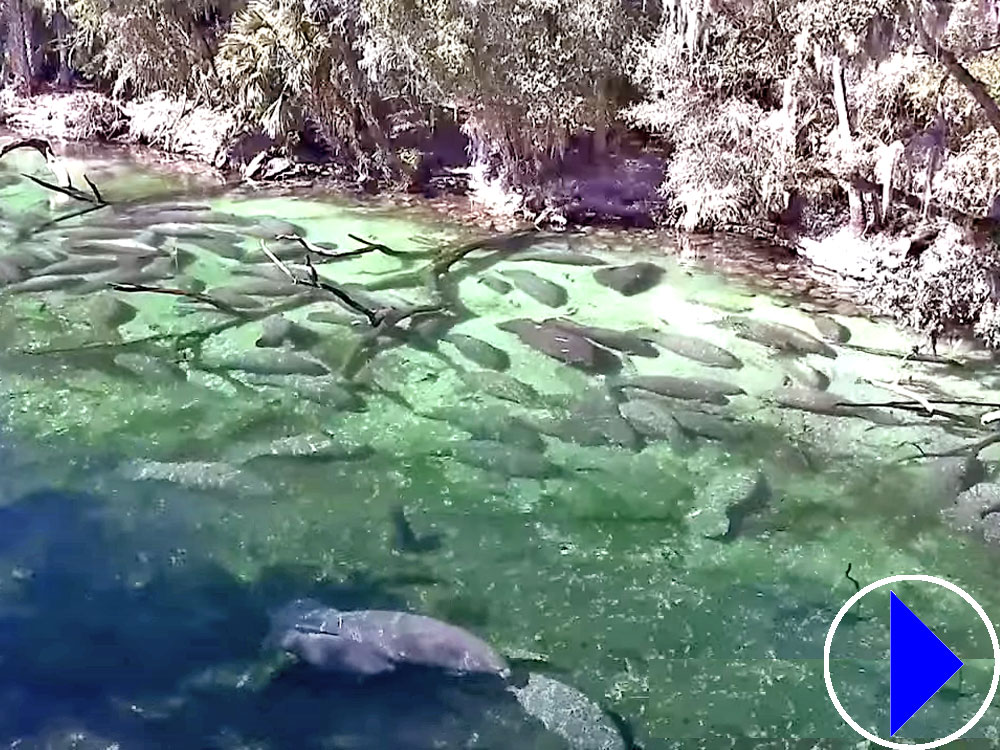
[264,597,332,648]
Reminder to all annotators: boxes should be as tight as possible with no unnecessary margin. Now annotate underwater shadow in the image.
[0,487,583,749]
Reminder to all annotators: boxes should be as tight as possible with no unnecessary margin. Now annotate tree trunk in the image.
[832,56,865,232]
[5,0,33,95]
[54,9,73,89]
[916,22,1000,138]
[592,117,608,161]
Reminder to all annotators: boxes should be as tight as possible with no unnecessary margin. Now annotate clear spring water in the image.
[0,145,1000,749]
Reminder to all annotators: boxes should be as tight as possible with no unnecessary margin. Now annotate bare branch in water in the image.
[275,234,373,260]
[843,342,969,366]
[83,173,103,204]
[841,398,1000,409]
[260,240,379,324]
[259,241,296,280]
[31,203,111,234]
[21,173,104,204]
[899,432,1000,461]
[863,378,934,414]
[108,282,247,316]
[347,233,430,258]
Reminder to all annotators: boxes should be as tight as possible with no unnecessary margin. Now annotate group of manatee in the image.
[5,177,990,748]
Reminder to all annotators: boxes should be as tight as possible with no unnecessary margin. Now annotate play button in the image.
[824,574,1000,749]
[890,590,964,735]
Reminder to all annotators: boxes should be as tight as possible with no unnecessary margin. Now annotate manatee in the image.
[240,219,302,240]
[612,375,744,405]
[120,460,271,495]
[243,374,367,412]
[479,274,512,294]
[443,333,511,371]
[91,257,175,287]
[117,209,249,227]
[780,359,831,391]
[510,249,607,266]
[227,278,305,297]
[204,288,267,310]
[391,506,443,554]
[255,315,321,349]
[594,262,664,296]
[770,387,847,415]
[524,390,639,449]
[634,329,742,369]
[3,248,63,270]
[527,409,640,449]
[5,274,85,293]
[57,226,149,242]
[267,598,510,678]
[672,410,748,442]
[224,433,372,464]
[191,235,247,260]
[618,398,686,441]
[144,222,232,239]
[923,456,986,508]
[113,353,186,381]
[458,370,546,407]
[812,314,852,343]
[37,256,119,276]
[203,350,330,376]
[706,473,772,542]
[121,202,212,216]
[0,259,26,283]
[89,295,137,329]
[947,481,1000,544]
[307,309,361,326]
[65,239,164,257]
[509,672,627,750]
[544,319,659,358]
[424,404,545,451]
[257,316,294,347]
[497,318,622,375]
[445,439,560,478]
[243,243,314,263]
[770,388,903,425]
[720,317,838,358]
[501,269,569,307]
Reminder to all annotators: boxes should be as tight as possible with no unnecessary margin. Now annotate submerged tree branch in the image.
[108,282,246,316]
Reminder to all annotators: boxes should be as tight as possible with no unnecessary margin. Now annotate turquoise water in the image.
[1,146,1000,748]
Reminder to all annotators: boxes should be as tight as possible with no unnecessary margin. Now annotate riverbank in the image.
[1,89,995,355]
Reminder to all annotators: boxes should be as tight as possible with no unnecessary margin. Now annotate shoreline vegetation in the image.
[4,0,1000,351]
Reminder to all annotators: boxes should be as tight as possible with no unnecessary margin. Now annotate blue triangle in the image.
[890,590,964,735]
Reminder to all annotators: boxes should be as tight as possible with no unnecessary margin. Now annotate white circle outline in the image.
[823,574,1000,749]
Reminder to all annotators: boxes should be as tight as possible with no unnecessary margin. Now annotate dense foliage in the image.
[2,0,1000,233]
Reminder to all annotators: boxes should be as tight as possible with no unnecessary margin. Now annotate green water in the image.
[1,146,1000,749]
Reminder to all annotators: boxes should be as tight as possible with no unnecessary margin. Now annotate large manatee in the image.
[266,599,629,749]
[267,599,511,679]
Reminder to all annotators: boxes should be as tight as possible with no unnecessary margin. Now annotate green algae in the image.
[1,157,1000,747]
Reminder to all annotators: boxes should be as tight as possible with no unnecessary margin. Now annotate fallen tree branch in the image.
[22,173,104,204]
[899,432,1000,461]
[31,202,111,234]
[259,240,380,324]
[276,234,375,260]
[347,233,430,258]
[108,282,246,316]
[840,398,1000,409]
[842,342,969,366]
[863,378,934,415]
